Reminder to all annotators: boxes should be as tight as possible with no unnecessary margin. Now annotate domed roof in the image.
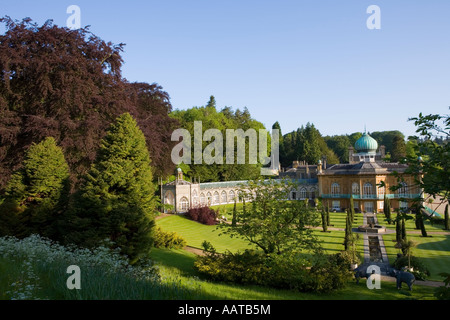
[355,132,378,153]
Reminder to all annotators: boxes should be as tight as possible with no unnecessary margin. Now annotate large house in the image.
[161,132,419,214]
[318,132,418,213]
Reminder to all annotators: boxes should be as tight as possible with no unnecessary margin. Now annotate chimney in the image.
[348,147,354,164]
[322,156,327,170]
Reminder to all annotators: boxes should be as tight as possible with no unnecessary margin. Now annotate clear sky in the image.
[2,0,450,138]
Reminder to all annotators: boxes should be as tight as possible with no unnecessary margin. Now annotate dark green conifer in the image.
[0,137,70,239]
[66,113,156,263]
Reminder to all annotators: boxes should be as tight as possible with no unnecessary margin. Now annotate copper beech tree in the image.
[0,17,179,190]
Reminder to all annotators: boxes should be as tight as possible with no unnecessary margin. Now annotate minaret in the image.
[176,167,183,183]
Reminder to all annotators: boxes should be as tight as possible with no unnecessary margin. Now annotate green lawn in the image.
[156,212,365,256]
[156,214,253,252]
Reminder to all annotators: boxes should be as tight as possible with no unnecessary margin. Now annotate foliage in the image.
[383,194,392,224]
[218,179,321,255]
[0,17,178,190]
[170,96,267,182]
[370,130,405,156]
[398,111,449,210]
[280,123,339,167]
[434,272,450,300]
[194,246,353,293]
[390,135,407,162]
[445,204,449,231]
[0,137,69,240]
[393,255,430,281]
[153,226,186,249]
[0,235,206,300]
[321,207,328,232]
[186,206,218,225]
[194,248,270,285]
[324,135,352,163]
[343,209,353,251]
[64,113,156,263]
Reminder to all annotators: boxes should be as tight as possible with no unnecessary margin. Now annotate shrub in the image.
[186,206,217,225]
[194,248,269,284]
[194,248,352,293]
[393,255,431,280]
[153,226,187,249]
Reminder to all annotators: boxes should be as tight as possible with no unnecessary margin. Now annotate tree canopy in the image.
[219,179,322,255]
[0,17,178,190]
[279,123,339,167]
[170,96,269,182]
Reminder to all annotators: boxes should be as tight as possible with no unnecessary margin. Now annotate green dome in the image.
[355,132,378,153]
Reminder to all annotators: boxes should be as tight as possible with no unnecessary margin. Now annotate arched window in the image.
[299,188,307,200]
[363,183,373,198]
[200,193,206,206]
[192,190,199,206]
[229,190,236,202]
[398,182,408,197]
[180,197,189,212]
[291,190,297,200]
[213,191,220,205]
[331,183,340,197]
[352,183,360,196]
[206,192,212,205]
[221,191,227,204]
[164,191,174,205]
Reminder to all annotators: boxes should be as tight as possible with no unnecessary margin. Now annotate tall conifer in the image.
[0,137,70,239]
[67,113,156,263]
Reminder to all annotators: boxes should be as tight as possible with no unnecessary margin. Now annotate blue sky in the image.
[2,1,450,138]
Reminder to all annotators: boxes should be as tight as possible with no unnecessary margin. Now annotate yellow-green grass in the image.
[156,214,253,253]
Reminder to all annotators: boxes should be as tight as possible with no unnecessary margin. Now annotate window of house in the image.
[352,183,360,196]
[331,183,340,197]
[200,193,206,206]
[213,192,220,205]
[363,183,373,198]
[300,188,307,199]
[229,190,235,202]
[180,197,189,211]
[398,182,408,197]
[221,191,227,204]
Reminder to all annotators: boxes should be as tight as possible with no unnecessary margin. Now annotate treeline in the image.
[276,122,416,167]
[170,96,268,182]
[0,17,179,191]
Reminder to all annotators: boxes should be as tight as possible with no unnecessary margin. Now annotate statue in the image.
[354,266,373,284]
[389,268,415,291]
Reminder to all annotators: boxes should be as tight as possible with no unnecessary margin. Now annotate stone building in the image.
[318,132,418,213]
[161,131,419,214]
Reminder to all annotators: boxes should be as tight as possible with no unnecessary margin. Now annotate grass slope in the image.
[156,214,253,252]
